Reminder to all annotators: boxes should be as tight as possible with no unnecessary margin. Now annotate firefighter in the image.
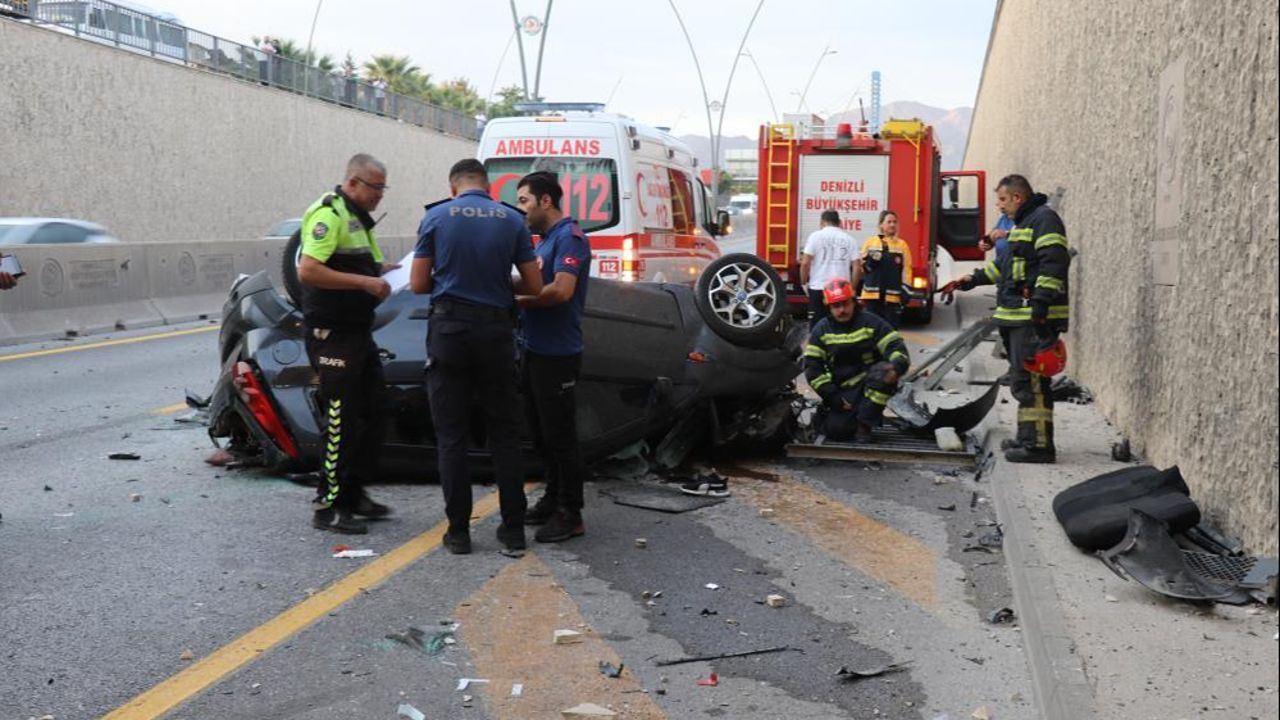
[297,153,398,534]
[804,278,911,444]
[513,171,592,543]
[852,209,913,328]
[939,174,1070,463]
[410,158,543,555]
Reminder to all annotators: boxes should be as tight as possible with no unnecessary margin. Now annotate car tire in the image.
[282,229,304,307]
[694,253,787,349]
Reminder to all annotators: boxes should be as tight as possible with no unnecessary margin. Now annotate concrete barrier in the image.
[0,236,416,346]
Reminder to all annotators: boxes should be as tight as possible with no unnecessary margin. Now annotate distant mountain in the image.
[680,101,973,171]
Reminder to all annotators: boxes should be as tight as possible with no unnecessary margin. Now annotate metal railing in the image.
[2,0,479,140]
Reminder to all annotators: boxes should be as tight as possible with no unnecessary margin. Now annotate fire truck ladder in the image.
[763,123,796,271]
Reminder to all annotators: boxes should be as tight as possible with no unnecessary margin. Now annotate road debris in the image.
[178,649,194,661]
[765,594,787,608]
[109,452,141,460]
[655,645,794,666]
[561,703,616,718]
[455,678,489,691]
[1111,438,1132,462]
[332,549,376,558]
[986,607,1016,624]
[835,661,910,681]
[204,448,235,466]
[397,704,426,720]
[704,583,720,590]
[938,503,956,512]
[634,538,647,549]
[759,507,776,518]
[978,527,1004,548]
[511,683,524,697]
[934,427,964,451]
[598,661,624,678]
[696,672,719,687]
[385,626,456,656]
[972,705,992,720]
[129,493,143,503]
[554,629,584,644]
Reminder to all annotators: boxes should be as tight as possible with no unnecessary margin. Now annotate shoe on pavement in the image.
[442,530,472,555]
[524,495,557,526]
[313,507,368,535]
[534,510,585,543]
[496,523,527,551]
[352,492,392,519]
[1004,445,1056,464]
[1000,438,1026,451]
[679,473,729,497]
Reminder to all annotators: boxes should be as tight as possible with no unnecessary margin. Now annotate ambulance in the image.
[477,103,730,283]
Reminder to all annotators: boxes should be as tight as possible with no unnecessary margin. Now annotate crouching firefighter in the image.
[804,278,911,444]
[297,153,398,533]
[938,173,1070,464]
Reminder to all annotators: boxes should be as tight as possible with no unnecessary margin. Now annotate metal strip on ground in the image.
[102,491,503,720]
[786,427,976,466]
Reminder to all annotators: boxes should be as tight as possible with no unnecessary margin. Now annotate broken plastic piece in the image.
[704,583,720,590]
[934,427,964,452]
[634,538,648,549]
[554,629,583,644]
[598,660,624,678]
[511,683,523,697]
[696,672,719,686]
[1099,510,1237,601]
[972,706,991,720]
[109,452,142,460]
[655,645,794,666]
[332,549,376,558]
[561,703,616,718]
[888,382,1000,435]
[986,607,1015,624]
[397,704,426,720]
[456,678,489,691]
[765,594,787,608]
[835,661,910,681]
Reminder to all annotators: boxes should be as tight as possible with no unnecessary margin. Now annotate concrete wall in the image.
[0,19,476,243]
[965,0,1278,553]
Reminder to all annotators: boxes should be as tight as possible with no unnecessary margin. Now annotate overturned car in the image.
[207,252,805,476]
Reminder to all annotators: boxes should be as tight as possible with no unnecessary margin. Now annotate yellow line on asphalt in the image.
[103,492,503,720]
[0,325,219,363]
[900,330,941,347]
[149,403,190,416]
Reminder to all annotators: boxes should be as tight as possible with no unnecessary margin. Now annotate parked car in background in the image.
[264,218,302,241]
[0,218,119,245]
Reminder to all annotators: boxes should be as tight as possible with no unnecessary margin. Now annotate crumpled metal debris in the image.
[835,661,911,681]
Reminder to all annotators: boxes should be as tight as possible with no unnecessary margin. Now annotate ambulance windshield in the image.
[485,157,619,233]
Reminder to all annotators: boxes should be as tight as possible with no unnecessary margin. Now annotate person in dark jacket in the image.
[939,174,1070,463]
[804,278,911,444]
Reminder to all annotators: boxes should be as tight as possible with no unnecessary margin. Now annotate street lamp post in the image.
[795,45,837,114]
[741,48,778,123]
[303,0,324,97]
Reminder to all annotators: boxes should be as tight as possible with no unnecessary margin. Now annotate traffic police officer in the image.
[939,174,1070,463]
[298,153,396,534]
[513,171,592,544]
[804,278,911,444]
[410,158,543,554]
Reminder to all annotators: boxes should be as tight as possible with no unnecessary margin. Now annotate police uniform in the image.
[416,189,536,538]
[964,192,1070,456]
[521,216,592,526]
[299,188,388,515]
[803,307,911,439]
[857,234,913,328]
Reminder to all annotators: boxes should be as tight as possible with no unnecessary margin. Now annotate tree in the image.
[429,77,486,116]
[251,35,333,71]
[341,52,358,78]
[487,85,526,120]
[362,54,424,96]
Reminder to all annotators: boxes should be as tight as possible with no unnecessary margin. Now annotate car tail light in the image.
[912,276,929,289]
[621,235,638,282]
[233,361,300,459]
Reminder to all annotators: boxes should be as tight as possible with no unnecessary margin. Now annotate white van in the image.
[728,193,757,215]
[477,104,730,283]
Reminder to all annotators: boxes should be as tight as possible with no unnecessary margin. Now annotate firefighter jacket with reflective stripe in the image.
[858,235,913,303]
[803,310,910,405]
[969,193,1070,328]
[299,188,385,330]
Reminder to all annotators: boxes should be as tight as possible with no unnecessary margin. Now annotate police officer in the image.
[411,158,543,554]
[939,174,1070,463]
[804,278,911,444]
[513,171,592,544]
[298,153,396,534]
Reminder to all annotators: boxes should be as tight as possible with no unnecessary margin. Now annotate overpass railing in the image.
[0,0,479,140]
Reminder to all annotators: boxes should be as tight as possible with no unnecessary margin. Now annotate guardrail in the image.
[0,0,478,140]
[0,238,416,346]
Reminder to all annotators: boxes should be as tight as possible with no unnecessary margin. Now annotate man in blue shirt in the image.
[411,158,543,555]
[512,171,593,543]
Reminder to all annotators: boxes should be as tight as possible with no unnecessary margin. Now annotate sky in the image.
[147,0,997,138]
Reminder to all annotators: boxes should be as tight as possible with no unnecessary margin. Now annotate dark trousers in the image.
[522,351,587,511]
[862,298,903,328]
[823,382,891,439]
[305,327,386,509]
[426,317,526,532]
[808,289,829,323]
[1001,325,1055,450]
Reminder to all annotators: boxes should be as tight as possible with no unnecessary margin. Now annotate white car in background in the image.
[0,218,120,245]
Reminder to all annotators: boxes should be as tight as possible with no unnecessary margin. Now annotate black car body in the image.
[207,252,803,476]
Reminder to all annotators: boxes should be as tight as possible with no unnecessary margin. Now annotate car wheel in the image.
[694,253,786,349]
[282,229,304,307]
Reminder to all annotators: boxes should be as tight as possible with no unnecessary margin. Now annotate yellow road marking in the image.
[900,330,941,347]
[149,403,190,416]
[732,474,939,609]
[456,554,667,719]
[103,491,503,720]
[0,325,219,363]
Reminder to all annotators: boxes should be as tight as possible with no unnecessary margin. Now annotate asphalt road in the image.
[0,267,1034,719]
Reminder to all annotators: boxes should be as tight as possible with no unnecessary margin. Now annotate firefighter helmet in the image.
[1024,338,1067,377]
[823,278,855,305]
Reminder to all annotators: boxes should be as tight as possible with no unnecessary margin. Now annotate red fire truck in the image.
[755,117,986,322]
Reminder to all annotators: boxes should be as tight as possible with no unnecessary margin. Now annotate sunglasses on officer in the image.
[353,177,389,192]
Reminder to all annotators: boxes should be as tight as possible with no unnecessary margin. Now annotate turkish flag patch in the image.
[562,255,580,267]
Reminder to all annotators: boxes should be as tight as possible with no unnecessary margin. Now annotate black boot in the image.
[1000,438,1025,451]
[496,523,527,551]
[854,423,874,445]
[442,529,472,554]
[534,509,585,543]
[524,495,558,526]
[1004,445,1056,464]
[352,491,392,519]
[313,507,368,534]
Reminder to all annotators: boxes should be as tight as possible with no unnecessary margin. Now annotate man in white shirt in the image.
[799,210,857,322]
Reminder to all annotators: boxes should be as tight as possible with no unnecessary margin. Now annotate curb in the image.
[985,423,1098,719]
